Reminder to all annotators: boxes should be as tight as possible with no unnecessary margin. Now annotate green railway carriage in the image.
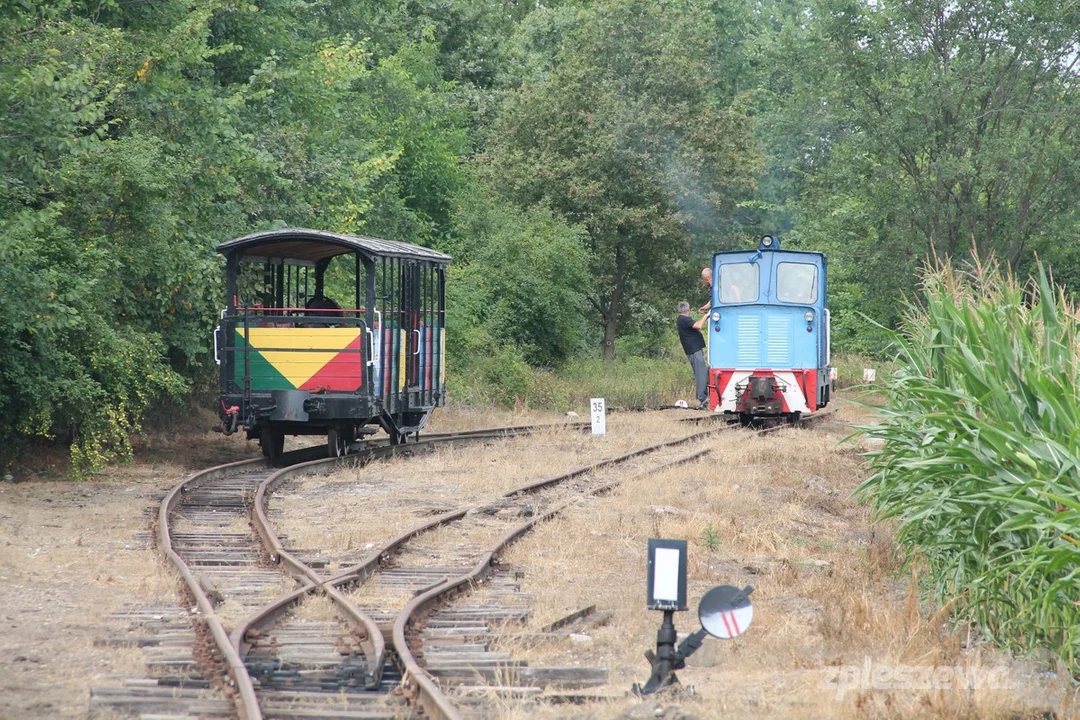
[215,228,450,463]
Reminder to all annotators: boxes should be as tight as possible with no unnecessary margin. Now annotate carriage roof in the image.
[217,228,452,264]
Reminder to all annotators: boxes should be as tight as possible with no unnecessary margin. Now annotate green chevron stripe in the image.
[233,331,295,390]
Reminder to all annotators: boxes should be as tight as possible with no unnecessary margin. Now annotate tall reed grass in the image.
[856,260,1080,672]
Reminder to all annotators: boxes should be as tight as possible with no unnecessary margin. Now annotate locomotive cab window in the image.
[776,262,818,304]
[719,262,759,304]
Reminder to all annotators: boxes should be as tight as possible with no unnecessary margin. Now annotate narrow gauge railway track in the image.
[128,411,832,720]
[244,425,736,719]
[150,422,582,720]
[237,411,835,719]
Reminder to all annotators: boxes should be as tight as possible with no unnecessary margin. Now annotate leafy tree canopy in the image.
[755,0,1080,350]
[482,0,762,360]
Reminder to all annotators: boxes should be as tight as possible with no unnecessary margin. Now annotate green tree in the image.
[0,206,188,475]
[447,179,590,367]
[483,0,761,361]
[757,0,1080,350]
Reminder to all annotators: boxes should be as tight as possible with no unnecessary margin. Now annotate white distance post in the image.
[591,397,606,435]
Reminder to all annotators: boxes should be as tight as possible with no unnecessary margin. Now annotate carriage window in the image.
[776,262,818,304]
[235,258,312,312]
[719,263,759,303]
[323,253,362,313]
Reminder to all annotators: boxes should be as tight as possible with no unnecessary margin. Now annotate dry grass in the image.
[486,399,1076,719]
[213,574,301,628]
[294,593,345,623]
[346,579,418,614]
[275,411,699,570]
[0,475,194,718]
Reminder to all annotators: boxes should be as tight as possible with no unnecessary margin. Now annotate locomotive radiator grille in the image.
[766,315,792,366]
[737,316,760,366]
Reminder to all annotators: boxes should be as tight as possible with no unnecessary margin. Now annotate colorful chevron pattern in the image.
[233,328,364,391]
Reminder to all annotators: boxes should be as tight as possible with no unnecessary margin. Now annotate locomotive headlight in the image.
[804,311,814,322]
[711,311,720,322]
[761,235,774,247]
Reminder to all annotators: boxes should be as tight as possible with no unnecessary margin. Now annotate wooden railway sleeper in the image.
[173,415,828,719]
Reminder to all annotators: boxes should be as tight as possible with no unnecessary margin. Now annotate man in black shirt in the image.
[677,301,710,409]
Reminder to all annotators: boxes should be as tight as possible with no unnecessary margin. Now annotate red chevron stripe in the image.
[298,336,364,391]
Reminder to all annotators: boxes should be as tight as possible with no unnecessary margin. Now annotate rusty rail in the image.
[756,409,837,435]
[157,458,266,720]
[503,423,735,497]
[391,431,736,718]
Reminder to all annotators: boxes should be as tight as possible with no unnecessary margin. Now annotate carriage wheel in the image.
[328,427,351,458]
[261,426,285,466]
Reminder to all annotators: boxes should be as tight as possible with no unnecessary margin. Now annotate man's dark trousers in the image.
[687,349,708,406]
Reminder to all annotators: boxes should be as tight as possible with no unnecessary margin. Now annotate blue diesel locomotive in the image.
[706,235,833,420]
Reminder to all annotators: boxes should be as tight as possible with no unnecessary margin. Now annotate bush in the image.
[552,355,693,410]
[856,260,1080,671]
[448,338,695,413]
[0,208,187,477]
[448,343,536,407]
[447,183,591,367]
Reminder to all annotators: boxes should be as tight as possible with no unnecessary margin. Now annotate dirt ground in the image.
[0,400,1076,719]
[493,401,1079,719]
[0,429,253,720]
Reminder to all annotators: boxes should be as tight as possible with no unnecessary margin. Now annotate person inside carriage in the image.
[305,293,340,314]
[304,293,341,325]
[720,262,757,304]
